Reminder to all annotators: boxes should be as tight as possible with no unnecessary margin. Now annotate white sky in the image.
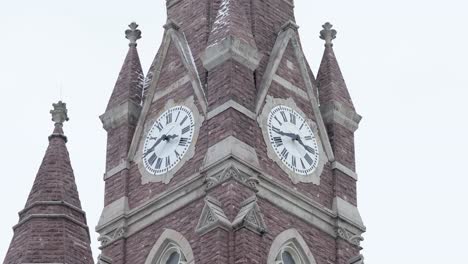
[1,0,467,263]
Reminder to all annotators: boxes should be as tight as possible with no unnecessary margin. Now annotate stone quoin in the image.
[4,1,365,263]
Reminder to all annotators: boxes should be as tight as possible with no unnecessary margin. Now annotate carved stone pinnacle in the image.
[320,22,337,46]
[50,101,69,125]
[125,22,142,46]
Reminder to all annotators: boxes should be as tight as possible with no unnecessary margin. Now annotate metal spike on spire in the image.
[126,22,142,47]
[320,22,337,47]
[50,101,69,125]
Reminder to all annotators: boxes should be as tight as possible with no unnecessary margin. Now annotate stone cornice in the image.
[19,201,86,216]
[103,161,130,180]
[272,74,309,100]
[96,158,365,248]
[320,101,362,132]
[100,101,142,131]
[332,161,358,180]
[207,100,256,121]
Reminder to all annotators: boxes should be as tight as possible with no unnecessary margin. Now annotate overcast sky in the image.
[1,0,467,263]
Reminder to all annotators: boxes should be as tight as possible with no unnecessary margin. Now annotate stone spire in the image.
[105,22,144,111]
[3,102,93,264]
[317,22,355,111]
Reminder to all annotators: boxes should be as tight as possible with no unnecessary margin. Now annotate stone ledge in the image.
[14,214,89,232]
[332,161,358,180]
[19,201,86,216]
[103,161,130,180]
[203,136,260,169]
[272,74,309,100]
[321,101,362,132]
[207,100,256,121]
[201,36,262,71]
[100,101,142,131]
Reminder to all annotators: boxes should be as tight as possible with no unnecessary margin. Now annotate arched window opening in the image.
[157,243,187,264]
[275,242,303,264]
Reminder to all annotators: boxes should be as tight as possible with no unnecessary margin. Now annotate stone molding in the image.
[320,101,362,132]
[145,229,195,264]
[195,196,231,235]
[14,214,89,232]
[257,96,328,185]
[203,136,260,169]
[201,36,262,71]
[153,75,190,102]
[97,254,113,264]
[205,164,259,192]
[97,197,129,228]
[19,201,86,216]
[332,161,358,180]
[207,100,256,121]
[267,228,317,264]
[98,225,126,248]
[96,160,365,246]
[100,101,141,131]
[348,254,365,264]
[103,161,129,180]
[272,74,309,100]
[232,196,267,234]
[255,23,335,161]
[336,227,364,246]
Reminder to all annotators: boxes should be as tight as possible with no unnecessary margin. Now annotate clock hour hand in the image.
[165,134,178,141]
[296,137,316,155]
[144,135,166,157]
[274,129,299,140]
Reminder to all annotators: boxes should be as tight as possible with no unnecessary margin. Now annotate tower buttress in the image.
[3,102,93,264]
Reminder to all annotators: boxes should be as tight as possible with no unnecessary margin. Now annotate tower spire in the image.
[3,102,93,264]
[126,22,142,47]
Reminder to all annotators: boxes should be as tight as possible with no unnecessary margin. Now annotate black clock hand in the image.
[296,137,316,155]
[274,129,299,140]
[165,134,178,141]
[144,135,166,157]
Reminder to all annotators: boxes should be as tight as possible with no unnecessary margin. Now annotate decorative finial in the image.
[126,22,142,47]
[320,22,337,46]
[50,101,69,126]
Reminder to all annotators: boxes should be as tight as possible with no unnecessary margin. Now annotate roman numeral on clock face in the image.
[291,155,297,168]
[148,153,157,166]
[181,126,190,135]
[155,158,163,169]
[166,112,172,125]
[165,156,171,167]
[290,113,296,125]
[180,116,188,126]
[304,136,313,141]
[179,137,189,146]
[280,111,288,122]
[273,137,283,147]
[304,153,313,165]
[281,148,289,160]
[272,126,281,134]
[156,122,163,132]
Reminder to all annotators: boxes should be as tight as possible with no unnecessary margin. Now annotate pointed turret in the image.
[4,102,93,264]
[317,22,356,111]
[105,22,144,111]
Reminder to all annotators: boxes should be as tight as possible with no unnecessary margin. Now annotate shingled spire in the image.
[3,102,93,264]
[317,22,355,111]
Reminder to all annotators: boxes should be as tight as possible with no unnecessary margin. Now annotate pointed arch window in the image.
[145,229,194,264]
[268,229,317,264]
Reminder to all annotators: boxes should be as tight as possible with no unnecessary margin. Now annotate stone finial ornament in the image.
[50,101,69,125]
[320,22,337,46]
[125,22,142,46]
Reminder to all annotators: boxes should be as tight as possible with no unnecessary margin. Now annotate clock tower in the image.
[96,1,365,264]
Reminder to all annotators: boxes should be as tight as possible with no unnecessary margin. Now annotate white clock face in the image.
[267,105,320,175]
[142,106,195,175]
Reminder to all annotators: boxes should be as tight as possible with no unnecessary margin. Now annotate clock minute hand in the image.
[275,129,298,139]
[144,135,166,157]
[296,137,316,155]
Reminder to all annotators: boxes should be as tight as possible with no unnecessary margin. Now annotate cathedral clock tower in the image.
[96,1,365,264]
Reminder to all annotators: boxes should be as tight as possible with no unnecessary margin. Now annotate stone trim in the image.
[321,101,362,132]
[103,161,129,180]
[96,161,365,245]
[14,214,89,231]
[19,201,86,216]
[348,254,365,264]
[97,254,113,264]
[333,197,365,228]
[232,196,267,234]
[201,36,262,71]
[207,100,256,121]
[205,164,259,192]
[166,0,183,9]
[195,196,231,235]
[267,228,317,264]
[332,161,358,180]
[336,227,364,246]
[272,74,309,99]
[100,101,142,131]
[202,136,260,169]
[145,229,195,264]
[97,197,129,228]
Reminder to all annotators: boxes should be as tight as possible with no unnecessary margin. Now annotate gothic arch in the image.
[145,229,195,264]
[267,229,317,264]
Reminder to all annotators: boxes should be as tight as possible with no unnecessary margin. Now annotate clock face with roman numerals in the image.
[267,105,320,175]
[142,106,195,175]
